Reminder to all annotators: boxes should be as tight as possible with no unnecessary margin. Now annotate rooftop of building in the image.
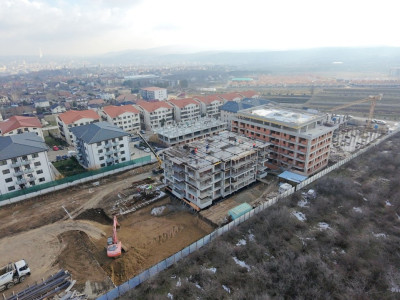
[193,95,224,105]
[58,110,100,125]
[0,115,42,134]
[140,86,166,91]
[167,98,199,108]
[154,117,226,139]
[70,121,129,144]
[220,98,274,113]
[237,104,326,128]
[163,131,269,170]
[136,100,172,112]
[0,132,48,160]
[103,105,139,118]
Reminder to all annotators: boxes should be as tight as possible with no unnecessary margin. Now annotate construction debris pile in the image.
[6,270,86,300]
[104,178,167,216]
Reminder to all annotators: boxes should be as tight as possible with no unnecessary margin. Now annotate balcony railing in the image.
[14,170,24,176]
[10,162,21,168]
[16,179,27,185]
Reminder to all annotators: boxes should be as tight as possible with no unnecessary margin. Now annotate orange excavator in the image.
[107,216,122,258]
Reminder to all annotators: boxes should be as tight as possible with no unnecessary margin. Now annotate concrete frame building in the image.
[57,110,100,145]
[193,95,225,118]
[0,116,43,138]
[0,133,53,195]
[70,122,130,169]
[140,87,168,101]
[101,105,140,133]
[167,98,201,122]
[162,131,270,210]
[232,104,337,175]
[154,117,227,146]
[136,101,174,131]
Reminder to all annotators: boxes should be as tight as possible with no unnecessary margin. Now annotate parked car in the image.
[58,145,64,150]
[53,146,59,151]
[140,130,146,134]
[144,148,151,153]
[56,155,62,161]
[62,155,68,160]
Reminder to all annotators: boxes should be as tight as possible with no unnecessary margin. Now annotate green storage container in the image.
[228,203,252,220]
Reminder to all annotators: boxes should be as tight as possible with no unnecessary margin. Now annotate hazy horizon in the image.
[1,0,399,57]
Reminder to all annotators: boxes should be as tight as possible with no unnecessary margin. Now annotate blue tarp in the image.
[278,171,308,183]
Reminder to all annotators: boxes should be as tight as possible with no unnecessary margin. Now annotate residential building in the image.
[220,98,273,130]
[218,92,243,102]
[57,110,100,145]
[140,87,168,101]
[0,116,43,138]
[136,101,174,131]
[34,99,50,108]
[167,98,201,122]
[0,133,53,195]
[50,104,66,114]
[101,105,140,133]
[232,104,337,176]
[155,117,227,146]
[70,122,130,170]
[162,131,270,210]
[193,95,225,118]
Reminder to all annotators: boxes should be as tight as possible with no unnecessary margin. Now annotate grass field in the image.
[52,157,86,177]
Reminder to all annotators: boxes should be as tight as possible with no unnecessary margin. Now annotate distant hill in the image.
[95,47,400,72]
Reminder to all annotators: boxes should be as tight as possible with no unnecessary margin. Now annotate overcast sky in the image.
[0,0,399,56]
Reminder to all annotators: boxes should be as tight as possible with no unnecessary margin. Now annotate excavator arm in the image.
[138,133,163,170]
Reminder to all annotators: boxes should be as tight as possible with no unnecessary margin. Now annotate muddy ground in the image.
[0,164,213,298]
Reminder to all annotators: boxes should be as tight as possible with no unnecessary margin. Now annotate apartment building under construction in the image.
[232,104,338,175]
[162,131,270,210]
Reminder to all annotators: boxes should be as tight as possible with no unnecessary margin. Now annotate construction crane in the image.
[138,133,163,175]
[328,94,383,128]
[107,216,122,258]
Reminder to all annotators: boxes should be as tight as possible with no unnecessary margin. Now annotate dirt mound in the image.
[75,208,112,225]
[54,230,114,295]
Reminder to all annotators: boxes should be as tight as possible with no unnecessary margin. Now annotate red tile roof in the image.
[88,99,105,105]
[116,94,137,102]
[141,87,166,91]
[238,90,259,98]
[168,98,199,108]
[58,110,100,125]
[193,95,224,105]
[218,92,243,101]
[103,105,139,118]
[0,116,42,134]
[136,101,173,112]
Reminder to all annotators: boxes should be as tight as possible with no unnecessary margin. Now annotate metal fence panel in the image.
[189,242,197,253]
[105,288,119,300]
[166,255,175,267]
[97,294,108,300]
[174,251,182,263]
[157,260,167,272]
[181,246,190,257]
[234,218,240,226]
[129,276,140,288]
[197,238,204,249]
[203,234,211,245]
[249,209,254,218]
[118,281,131,295]
[139,270,150,282]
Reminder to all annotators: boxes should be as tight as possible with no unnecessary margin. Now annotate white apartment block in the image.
[57,110,100,145]
[101,105,140,133]
[70,122,130,170]
[136,101,174,131]
[193,95,225,118]
[0,133,53,195]
[168,98,201,122]
[0,116,43,139]
[140,87,168,101]
[162,131,270,210]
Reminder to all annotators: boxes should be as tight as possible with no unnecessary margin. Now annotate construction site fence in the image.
[97,129,400,300]
[0,156,153,207]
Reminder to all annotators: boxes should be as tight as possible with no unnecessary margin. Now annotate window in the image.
[2,169,10,175]
[39,177,45,182]
[22,155,28,160]
[0,160,7,166]
[5,178,12,183]
[100,163,105,167]
[8,186,15,191]
[121,151,125,155]
[98,149,103,154]
[99,156,104,161]
[119,144,124,148]
[121,157,126,162]
[11,158,17,163]
[119,137,123,141]
[32,153,39,158]
[97,142,102,146]
[34,162,41,167]
[37,170,43,174]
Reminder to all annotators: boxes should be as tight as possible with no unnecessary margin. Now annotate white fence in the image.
[94,128,398,299]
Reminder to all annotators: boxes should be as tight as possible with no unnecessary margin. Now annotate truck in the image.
[0,260,31,291]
